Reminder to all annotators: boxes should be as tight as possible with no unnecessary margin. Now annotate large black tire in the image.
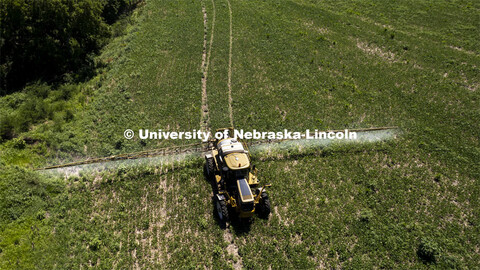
[206,158,214,178]
[256,192,271,219]
[215,196,229,223]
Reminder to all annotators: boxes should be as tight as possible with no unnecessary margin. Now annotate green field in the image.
[1,0,479,269]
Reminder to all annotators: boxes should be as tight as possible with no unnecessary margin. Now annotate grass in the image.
[74,0,204,156]
[0,0,479,268]
[3,139,476,268]
[244,141,478,268]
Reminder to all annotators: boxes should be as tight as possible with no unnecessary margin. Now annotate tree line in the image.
[0,0,140,95]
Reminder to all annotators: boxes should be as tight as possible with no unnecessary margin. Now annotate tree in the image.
[0,0,110,94]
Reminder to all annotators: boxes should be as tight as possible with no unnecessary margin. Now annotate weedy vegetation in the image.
[0,0,479,268]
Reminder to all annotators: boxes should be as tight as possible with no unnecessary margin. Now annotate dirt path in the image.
[224,227,243,270]
[200,0,216,133]
[227,0,234,128]
[224,2,242,268]
[201,2,242,269]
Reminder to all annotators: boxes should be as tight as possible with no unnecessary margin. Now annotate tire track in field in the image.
[202,2,242,268]
[223,3,243,270]
[224,227,243,270]
[200,0,216,133]
[227,0,234,128]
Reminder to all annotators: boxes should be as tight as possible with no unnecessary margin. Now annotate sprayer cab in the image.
[205,128,271,223]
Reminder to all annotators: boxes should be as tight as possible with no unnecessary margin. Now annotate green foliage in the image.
[0,82,79,140]
[0,0,140,93]
[213,244,223,257]
[141,218,150,230]
[0,0,479,268]
[0,166,63,223]
[102,0,139,24]
[0,165,64,268]
[358,209,373,223]
[417,238,440,263]
[88,236,102,251]
[198,217,208,230]
[0,0,106,92]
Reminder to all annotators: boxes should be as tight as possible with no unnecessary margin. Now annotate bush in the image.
[0,81,83,140]
[417,238,440,263]
[213,245,222,257]
[88,236,102,251]
[359,209,373,223]
[102,0,138,24]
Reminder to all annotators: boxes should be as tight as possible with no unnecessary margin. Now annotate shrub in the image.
[417,238,440,263]
[0,114,15,140]
[11,138,26,149]
[212,245,222,257]
[198,218,208,230]
[89,236,102,251]
[359,209,373,223]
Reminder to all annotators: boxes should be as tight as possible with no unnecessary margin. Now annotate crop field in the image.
[0,0,479,269]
